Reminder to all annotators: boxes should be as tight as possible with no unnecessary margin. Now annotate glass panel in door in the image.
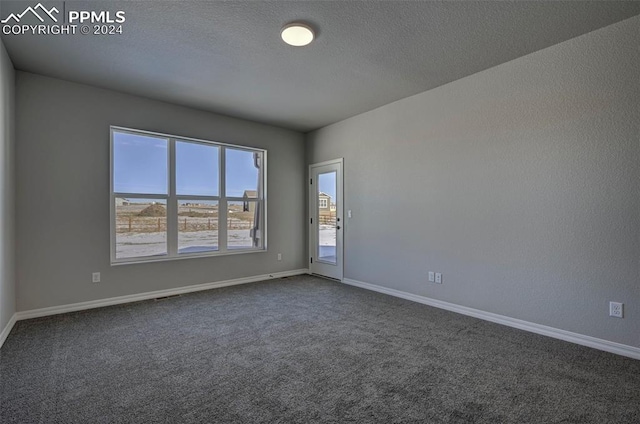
[317,171,337,264]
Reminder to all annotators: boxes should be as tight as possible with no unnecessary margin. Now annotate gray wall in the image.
[16,72,306,311]
[0,40,15,332]
[306,16,640,347]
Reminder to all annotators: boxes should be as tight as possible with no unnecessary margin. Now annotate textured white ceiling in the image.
[2,1,639,132]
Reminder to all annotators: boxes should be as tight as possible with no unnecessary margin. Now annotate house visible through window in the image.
[243,190,257,212]
[111,127,266,263]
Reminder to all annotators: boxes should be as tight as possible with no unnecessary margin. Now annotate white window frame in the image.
[319,198,328,209]
[110,126,267,265]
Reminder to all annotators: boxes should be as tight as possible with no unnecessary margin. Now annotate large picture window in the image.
[110,127,266,264]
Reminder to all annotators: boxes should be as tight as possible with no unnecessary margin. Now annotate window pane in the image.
[176,141,219,196]
[113,131,168,194]
[228,200,261,249]
[178,200,219,254]
[115,198,167,259]
[226,148,261,198]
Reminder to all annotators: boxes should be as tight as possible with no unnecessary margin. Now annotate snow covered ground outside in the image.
[116,229,253,259]
[116,226,337,259]
[319,225,336,246]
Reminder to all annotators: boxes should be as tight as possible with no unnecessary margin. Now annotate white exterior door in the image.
[309,159,343,280]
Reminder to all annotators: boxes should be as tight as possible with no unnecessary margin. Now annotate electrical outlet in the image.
[92,272,100,283]
[435,273,442,284]
[428,272,435,282]
[609,302,623,318]
[277,253,282,261]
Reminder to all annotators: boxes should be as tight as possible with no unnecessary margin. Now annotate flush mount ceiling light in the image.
[281,23,314,47]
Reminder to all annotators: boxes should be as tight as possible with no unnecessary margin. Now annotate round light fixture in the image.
[281,23,314,47]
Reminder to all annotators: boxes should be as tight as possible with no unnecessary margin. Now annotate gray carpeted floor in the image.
[1,275,639,423]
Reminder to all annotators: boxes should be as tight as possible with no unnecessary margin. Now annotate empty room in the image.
[1,1,639,422]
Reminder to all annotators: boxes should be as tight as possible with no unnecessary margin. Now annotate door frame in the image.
[308,158,344,281]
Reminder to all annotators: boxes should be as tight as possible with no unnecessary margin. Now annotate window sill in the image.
[111,247,267,266]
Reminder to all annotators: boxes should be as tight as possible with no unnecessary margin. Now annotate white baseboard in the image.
[343,278,640,361]
[12,270,636,360]
[0,313,17,349]
[15,269,309,321]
